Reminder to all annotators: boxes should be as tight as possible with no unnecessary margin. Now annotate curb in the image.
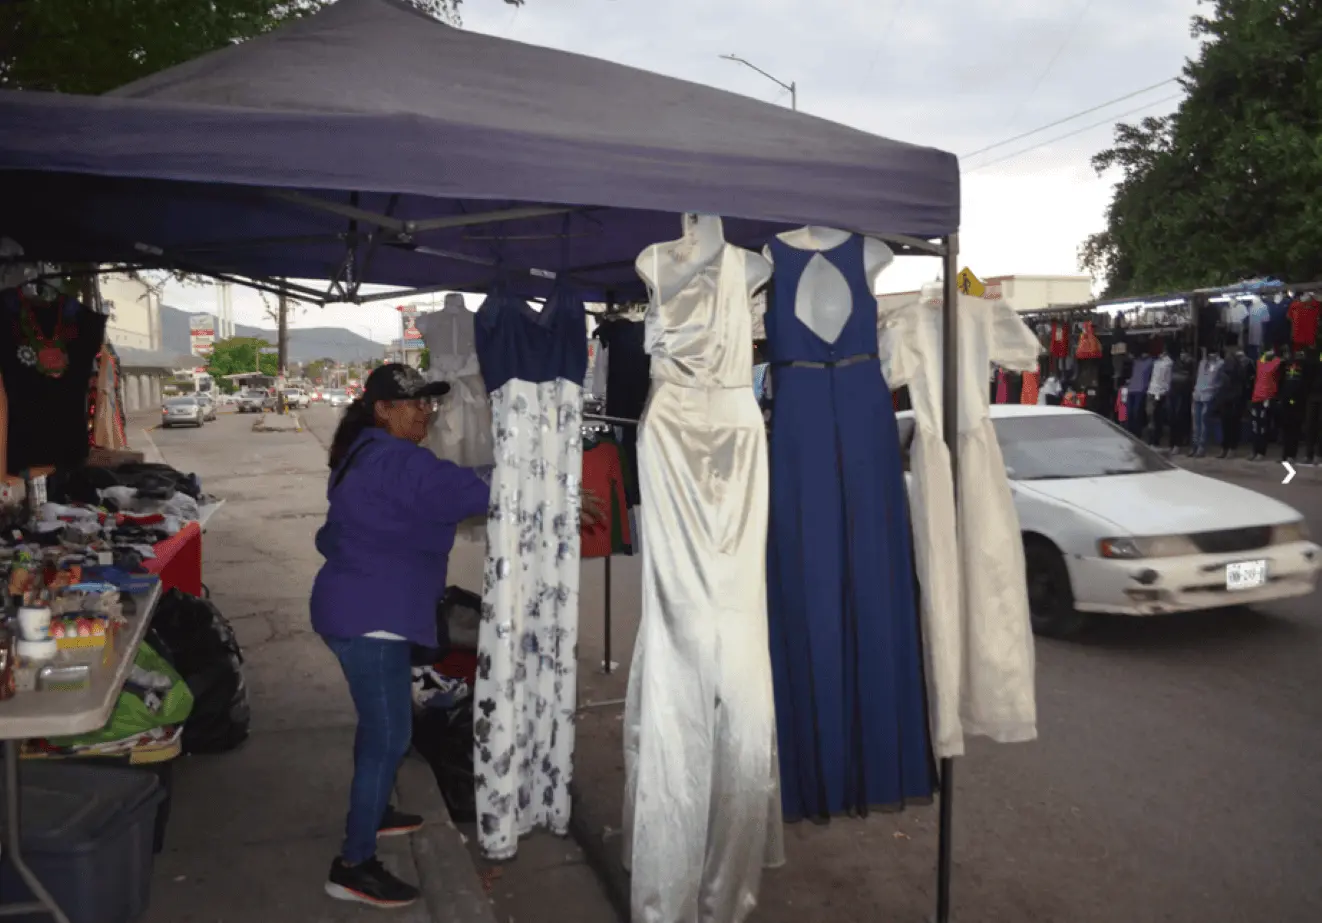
[396,754,498,923]
[250,411,304,434]
[568,784,632,923]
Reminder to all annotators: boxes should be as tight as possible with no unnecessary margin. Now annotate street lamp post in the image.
[719,53,797,111]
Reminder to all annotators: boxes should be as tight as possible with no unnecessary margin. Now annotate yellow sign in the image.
[956,267,986,297]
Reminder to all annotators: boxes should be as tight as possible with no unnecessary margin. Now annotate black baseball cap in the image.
[362,363,451,404]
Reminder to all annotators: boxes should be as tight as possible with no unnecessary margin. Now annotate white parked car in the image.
[898,405,1320,638]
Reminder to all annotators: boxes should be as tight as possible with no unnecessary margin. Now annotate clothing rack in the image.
[583,410,640,676]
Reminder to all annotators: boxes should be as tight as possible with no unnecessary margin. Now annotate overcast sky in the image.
[161,0,1202,341]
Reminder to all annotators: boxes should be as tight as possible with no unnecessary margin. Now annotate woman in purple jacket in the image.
[311,364,601,908]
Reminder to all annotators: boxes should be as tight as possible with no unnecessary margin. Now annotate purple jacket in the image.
[310,427,490,646]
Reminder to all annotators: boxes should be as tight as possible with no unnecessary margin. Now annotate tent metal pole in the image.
[866,232,945,257]
[935,231,960,923]
[129,243,330,303]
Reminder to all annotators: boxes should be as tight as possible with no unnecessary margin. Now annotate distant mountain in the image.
[160,304,384,364]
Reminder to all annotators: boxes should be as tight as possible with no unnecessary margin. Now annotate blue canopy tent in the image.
[0,0,967,919]
[0,0,958,302]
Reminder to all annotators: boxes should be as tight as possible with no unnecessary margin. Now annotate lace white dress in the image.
[417,302,494,543]
[417,302,495,468]
[877,283,1040,758]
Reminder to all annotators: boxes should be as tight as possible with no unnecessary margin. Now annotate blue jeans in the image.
[1192,400,1211,449]
[323,635,414,864]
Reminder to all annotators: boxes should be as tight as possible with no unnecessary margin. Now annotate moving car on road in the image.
[236,389,275,413]
[197,393,219,421]
[281,388,311,409]
[899,405,1320,638]
[324,389,352,408]
[161,396,206,428]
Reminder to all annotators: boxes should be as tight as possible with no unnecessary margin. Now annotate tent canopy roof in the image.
[0,0,958,301]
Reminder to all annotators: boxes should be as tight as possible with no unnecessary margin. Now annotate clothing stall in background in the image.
[0,1,1024,920]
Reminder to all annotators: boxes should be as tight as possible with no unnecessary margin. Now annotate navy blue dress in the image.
[764,234,934,822]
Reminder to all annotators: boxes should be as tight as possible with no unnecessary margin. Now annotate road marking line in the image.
[1282,461,1296,485]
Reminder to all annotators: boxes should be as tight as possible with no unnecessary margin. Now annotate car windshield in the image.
[992,412,1174,480]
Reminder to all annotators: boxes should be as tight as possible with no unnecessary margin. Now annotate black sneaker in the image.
[378,806,424,838]
[325,857,420,908]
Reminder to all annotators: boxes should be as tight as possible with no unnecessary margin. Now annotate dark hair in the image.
[328,399,377,469]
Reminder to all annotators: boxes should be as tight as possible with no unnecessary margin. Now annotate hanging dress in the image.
[878,286,1039,756]
[472,284,588,861]
[763,234,933,822]
[417,300,494,468]
[622,231,780,923]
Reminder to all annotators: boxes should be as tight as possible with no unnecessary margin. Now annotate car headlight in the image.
[1098,535,1200,559]
[1272,520,1311,544]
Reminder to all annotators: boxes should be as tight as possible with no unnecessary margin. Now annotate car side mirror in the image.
[1004,466,1016,478]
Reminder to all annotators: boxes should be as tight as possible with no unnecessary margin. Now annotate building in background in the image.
[189,313,217,357]
[99,273,162,350]
[97,271,197,413]
[877,273,1095,314]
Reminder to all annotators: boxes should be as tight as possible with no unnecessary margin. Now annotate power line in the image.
[961,77,1179,160]
[1002,0,1098,130]
[860,0,910,84]
[962,92,1183,173]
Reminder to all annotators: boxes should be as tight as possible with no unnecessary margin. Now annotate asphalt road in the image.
[172,406,1322,923]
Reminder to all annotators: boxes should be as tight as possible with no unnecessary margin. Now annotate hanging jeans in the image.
[1148,395,1168,446]
[1168,390,1191,448]
[323,635,414,865]
[1221,400,1245,452]
[1279,399,1306,460]
[1126,389,1148,437]
[1249,400,1274,457]
[1304,395,1322,461]
[1192,400,1212,451]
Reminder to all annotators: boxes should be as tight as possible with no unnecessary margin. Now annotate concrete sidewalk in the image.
[132,417,496,923]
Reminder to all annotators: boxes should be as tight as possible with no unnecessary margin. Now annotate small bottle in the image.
[0,626,16,701]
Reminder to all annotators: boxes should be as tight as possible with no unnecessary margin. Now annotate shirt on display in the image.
[1288,298,1319,348]
[1222,299,1249,328]
[1193,356,1223,402]
[0,290,108,476]
[580,437,631,558]
[1251,355,1281,402]
[1128,356,1155,393]
[1148,354,1173,399]
[1245,298,1271,347]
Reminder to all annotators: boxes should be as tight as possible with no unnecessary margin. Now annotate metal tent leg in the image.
[933,232,961,923]
[601,557,615,674]
[1,740,70,922]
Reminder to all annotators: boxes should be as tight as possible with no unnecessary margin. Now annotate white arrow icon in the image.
[1282,461,1296,485]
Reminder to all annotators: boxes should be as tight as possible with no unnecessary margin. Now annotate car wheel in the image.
[1024,537,1090,640]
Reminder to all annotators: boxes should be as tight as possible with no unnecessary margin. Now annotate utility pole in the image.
[276,286,289,415]
[719,54,797,110]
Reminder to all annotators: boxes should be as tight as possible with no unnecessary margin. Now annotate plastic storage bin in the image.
[0,761,164,923]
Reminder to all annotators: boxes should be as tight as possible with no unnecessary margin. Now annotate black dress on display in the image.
[0,290,108,476]
[595,318,650,505]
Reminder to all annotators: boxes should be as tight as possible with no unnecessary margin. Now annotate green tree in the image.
[1,0,524,94]
[1081,0,1322,297]
[207,337,278,381]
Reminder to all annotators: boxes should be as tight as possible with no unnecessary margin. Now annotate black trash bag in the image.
[149,588,251,754]
[412,699,475,823]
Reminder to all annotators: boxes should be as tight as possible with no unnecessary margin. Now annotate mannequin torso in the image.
[762,227,893,347]
[636,213,770,302]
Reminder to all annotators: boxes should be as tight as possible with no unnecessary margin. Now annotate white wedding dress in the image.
[877,282,1040,758]
[623,220,781,923]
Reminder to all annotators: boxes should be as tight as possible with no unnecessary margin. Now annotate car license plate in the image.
[1225,560,1267,591]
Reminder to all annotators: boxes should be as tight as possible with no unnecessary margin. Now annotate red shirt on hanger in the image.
[1251,355,1281,402]
[1288,298,1319,347]
[1049,322,1069,358]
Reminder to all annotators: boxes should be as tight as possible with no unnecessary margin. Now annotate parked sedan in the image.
[899,405,1320,638]
[161,397,206,428]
